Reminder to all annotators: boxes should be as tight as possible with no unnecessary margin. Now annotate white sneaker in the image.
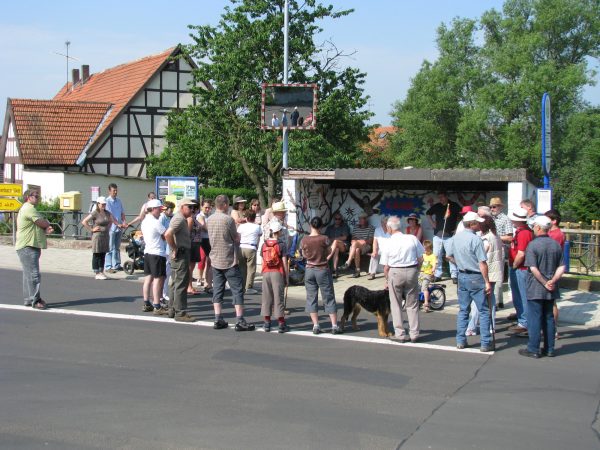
[95,273,108,280]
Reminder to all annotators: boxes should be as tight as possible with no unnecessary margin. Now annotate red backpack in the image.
[262,240,281,269]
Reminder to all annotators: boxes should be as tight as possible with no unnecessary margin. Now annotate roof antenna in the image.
[53,40,79,91]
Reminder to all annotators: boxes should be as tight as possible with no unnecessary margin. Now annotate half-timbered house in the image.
[0,46,208,208]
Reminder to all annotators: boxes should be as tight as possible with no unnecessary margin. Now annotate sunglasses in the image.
[30,194,40,198]
[490,205,499,209]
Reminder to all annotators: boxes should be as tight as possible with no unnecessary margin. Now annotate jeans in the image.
[509,268,528,328]
[456,272,491,348]
[527,299,555,354]
[16,246,41,305]
[432,235,457,278]
[212,265,244,306]
[169,249,190,315]
[304,267,337,314]
[467,283,496,333]
[105,228,123,270]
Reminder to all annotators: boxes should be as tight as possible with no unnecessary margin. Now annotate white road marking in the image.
[0,304,492,355]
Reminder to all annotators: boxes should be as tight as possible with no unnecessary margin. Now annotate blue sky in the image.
[1,0,598,127]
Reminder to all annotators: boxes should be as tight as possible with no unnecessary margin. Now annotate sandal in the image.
[32,299,47,310]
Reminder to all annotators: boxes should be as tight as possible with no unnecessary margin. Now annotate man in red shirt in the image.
[545,209,566,339]
[508,208,533,336]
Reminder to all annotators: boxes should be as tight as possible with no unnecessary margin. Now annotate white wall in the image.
[22,170,65,201]
[64,172,154,216]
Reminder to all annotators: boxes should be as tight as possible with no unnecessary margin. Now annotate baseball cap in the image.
[463,211,484,223]
[533,215,552,228]
[96,196,107,204]
[460,205,474,215]
[147,199,162,209]
[179,197,198,207]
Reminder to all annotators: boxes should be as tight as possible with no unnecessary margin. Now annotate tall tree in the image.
[148,0,371,206]
[390,0,600,180]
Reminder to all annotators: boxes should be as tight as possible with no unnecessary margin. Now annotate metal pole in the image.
[282,0,289,169]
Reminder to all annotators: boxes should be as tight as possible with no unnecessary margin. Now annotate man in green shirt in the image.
[15,189,54,309]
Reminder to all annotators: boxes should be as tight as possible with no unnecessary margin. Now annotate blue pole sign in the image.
[541,93,551,189]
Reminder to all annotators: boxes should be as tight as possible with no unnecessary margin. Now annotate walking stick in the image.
[283,258,290,315]
[487,292,496,349]
[437,204,450,275]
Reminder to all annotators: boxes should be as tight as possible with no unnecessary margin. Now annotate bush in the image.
[199,187,257,204]
[32,197,62,226]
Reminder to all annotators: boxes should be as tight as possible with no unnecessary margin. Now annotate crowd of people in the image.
[15,185,567,356]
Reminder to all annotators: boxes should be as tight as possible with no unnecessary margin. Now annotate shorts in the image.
[359,244,372,255]
[419,273,433,292]
[144,254,166,277]
[190,242,202,263]
[200,238,211,256]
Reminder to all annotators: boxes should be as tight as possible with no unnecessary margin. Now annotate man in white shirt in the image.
[237,210,263,294]
[141,199,168,315]
[380,216,425,343]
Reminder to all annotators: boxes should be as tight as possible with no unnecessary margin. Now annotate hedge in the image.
[199,187,258,204]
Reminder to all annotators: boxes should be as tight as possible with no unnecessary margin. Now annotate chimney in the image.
[82,65,90,83]
[71,68,80,86]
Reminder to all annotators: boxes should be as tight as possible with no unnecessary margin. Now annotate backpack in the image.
[262,240,281,269]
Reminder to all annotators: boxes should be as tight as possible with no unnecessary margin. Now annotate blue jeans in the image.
[456,272,491,348]
[16,246,41,305]
[527,299,555,354]
[105,228,123,270]
[467,283,496,333]
[509,268,528,328]
[433,235,457,278]
[212,265,244,306]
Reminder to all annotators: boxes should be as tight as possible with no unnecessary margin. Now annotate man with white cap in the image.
[519,215,565,358]
[164,197,197,322]
[141,199,169,314]
[489,197,513,309]
[447,211,493,352]
[508,207,533,336]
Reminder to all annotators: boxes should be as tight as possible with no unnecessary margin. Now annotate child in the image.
[260,220,290,333]
[420,240,437,312]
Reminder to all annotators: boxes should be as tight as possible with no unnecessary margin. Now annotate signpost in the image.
[0,197,22,211]
[0,183,23,197]
[0,183,24,245]
[542,93,551,189]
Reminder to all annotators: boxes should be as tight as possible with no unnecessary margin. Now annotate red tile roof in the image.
[9,99,112,165]
[54,47,177,147]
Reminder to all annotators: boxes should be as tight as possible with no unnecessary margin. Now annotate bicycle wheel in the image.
[429,287,446,310]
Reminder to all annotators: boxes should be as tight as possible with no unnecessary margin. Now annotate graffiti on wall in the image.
[287,179,491,235]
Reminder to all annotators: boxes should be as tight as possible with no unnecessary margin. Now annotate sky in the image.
[1,0,599,128]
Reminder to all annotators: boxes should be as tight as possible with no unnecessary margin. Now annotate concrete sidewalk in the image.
[1,244,598,328]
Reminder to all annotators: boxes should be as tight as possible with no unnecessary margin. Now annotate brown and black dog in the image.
[340,285,392,337]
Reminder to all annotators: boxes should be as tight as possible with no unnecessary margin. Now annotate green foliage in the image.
[199,187,257,204]
[33,197,62,225]
[389,0,600,220]
[147,0,371,207]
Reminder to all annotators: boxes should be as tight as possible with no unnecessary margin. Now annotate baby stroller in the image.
[287,233,306,286]
[123,230,145,275]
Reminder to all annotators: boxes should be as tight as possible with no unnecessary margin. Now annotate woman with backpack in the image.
[301,216,342,335]
[260,220,290,333]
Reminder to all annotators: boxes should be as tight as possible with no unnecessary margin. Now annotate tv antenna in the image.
[53,41,79,90]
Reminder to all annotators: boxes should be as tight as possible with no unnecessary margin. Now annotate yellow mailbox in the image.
[59,191,82,211]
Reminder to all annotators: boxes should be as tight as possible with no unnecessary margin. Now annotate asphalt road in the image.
[1,268,599,449]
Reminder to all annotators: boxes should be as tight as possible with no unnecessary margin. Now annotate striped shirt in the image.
[351,224,374,242]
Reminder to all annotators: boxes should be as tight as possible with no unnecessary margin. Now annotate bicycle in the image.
[401,283,446,311]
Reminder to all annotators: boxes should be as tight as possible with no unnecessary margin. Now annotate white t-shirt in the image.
[141,215,167,256]
[380,232,425,267]
[238,222,262,249]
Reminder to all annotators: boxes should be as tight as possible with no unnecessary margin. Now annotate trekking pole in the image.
[487,292,496,349]
[437,204,450,276]
[283,258,290,315]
